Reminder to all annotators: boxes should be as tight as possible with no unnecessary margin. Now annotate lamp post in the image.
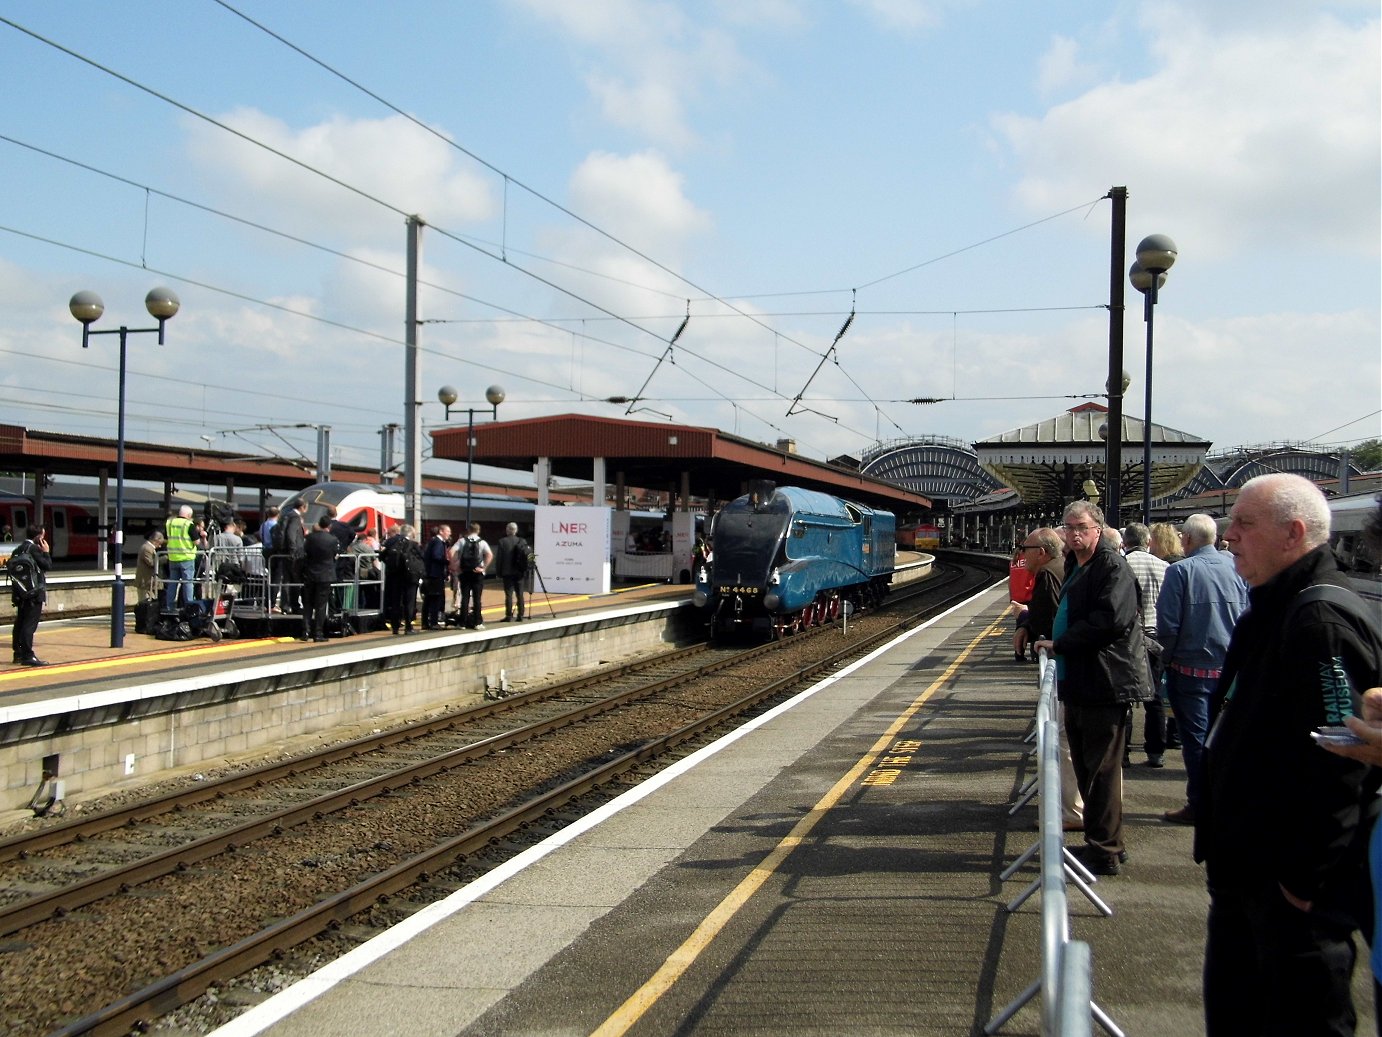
[1129,234,1177,525]
[69,287,181,648]
[438,384,505,528]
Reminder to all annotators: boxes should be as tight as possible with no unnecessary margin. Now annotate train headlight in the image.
[693,589,708,607]
[764,592,781,611]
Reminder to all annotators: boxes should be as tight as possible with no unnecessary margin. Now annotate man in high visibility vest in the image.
[164,505,198,610]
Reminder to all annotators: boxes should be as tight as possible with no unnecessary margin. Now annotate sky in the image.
[0,0,1378,489]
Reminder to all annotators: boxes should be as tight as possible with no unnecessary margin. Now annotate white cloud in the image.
[507,0,751,149]
[846,0,944,32]
[182,109,495,242]
[568,151,712,246]
[994,9,1381,258]
[1036,35,1095,97]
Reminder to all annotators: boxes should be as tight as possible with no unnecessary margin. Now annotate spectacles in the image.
[1062,523,1096,533]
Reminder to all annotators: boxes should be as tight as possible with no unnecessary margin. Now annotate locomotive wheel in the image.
[826,596,840,622]
[802,603,817,628]
[772,615,796,640]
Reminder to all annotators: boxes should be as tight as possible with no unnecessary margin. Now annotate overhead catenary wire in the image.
[0,13,1146,467]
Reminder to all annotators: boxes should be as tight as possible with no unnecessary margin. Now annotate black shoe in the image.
[313,636,328,643]
[23,657,47,667]
[500,616,513,622]
[1145,754,1164,768]
[1166,738,1182,750]
[1073,845,1121,875]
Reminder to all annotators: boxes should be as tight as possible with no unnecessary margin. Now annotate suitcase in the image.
[134,598,161,635]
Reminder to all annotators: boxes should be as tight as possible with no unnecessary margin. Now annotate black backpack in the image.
[6,549,40,602]
[510,538,530,575]
[402,541,425,581]
[460,537,483,571]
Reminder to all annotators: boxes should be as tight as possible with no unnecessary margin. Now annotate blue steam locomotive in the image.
[693,483,896,638]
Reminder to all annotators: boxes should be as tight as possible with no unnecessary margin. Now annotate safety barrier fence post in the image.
[987,652,1124,1037]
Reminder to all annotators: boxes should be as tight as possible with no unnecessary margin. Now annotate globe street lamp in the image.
[69,287,181,648]
[1130,234,1177,524]
[438,385,505,528]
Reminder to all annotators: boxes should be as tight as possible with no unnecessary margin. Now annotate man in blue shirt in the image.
[1156,512,1248,824]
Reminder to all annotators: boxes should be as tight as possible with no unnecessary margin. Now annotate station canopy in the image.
[431,414,932,513]
[973,404,1210,509]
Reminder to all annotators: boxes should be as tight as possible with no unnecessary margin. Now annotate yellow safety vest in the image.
[166,516,196,562]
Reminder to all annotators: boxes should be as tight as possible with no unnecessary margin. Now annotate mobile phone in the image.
[1311,726,1366,747]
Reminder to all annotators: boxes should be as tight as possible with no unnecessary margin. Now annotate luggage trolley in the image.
[206,544,271,639]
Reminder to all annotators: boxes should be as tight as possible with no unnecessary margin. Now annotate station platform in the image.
[207,586,1223,1037]
[0,579,692,705]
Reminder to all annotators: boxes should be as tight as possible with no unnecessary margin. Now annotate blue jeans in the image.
[1166,668,1216,812]
[165,559,196,610]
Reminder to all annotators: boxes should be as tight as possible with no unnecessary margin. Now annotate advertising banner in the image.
[534,505,611,595]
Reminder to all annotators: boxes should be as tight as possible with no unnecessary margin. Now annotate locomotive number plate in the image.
[717,585,761,596]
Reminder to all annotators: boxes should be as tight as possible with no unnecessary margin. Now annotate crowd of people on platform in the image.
[6,501,535,648]
[1013,473,1382,1036]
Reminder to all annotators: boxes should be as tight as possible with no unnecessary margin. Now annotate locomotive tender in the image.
[694,483,896,638]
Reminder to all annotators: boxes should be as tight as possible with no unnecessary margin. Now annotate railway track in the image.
[0,558,1000,1037]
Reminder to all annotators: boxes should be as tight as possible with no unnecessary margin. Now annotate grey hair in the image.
[1031,527,1063,557]
[1123,522,1151,548]
[1181,513,1218,548]
[506,522,518,535]
[1064,500,1105,527]
[178,504,194,518]
[1240,473,1331,548]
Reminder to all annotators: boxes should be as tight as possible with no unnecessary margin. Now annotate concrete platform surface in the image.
[204,587,1265,1037]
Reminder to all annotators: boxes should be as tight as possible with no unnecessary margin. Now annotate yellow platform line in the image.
[589,610,1007,1037]
[0,637,298,682]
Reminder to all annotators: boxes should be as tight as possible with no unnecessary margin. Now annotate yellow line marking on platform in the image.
[590,610,1008,1037]
[0,637,298,682]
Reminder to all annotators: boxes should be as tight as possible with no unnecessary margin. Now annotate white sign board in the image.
[534,505,611,596]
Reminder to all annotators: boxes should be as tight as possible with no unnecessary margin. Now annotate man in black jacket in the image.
[9,525,52,666]
[1197,473,1382,1036]
[300,516,339,643]
[1034,502,1150,876]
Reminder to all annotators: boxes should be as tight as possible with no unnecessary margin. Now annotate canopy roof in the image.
[431,414,932,513]
[973,405,1210,509]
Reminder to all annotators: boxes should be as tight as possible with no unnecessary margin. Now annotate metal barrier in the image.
[152,545,384,633]
[987,650,1123,1037]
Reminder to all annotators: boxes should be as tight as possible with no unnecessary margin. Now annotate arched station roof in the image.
[859,435,1005,504]
[431,414,932,513]
[1205,444,1363,487]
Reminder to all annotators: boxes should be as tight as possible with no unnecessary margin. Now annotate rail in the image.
[987,650,1123,1037]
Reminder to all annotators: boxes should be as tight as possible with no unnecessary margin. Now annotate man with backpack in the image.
[456,522,493,630]
[8,525,51,667]
[494,522,531,622]
[380,523,424,635]
[272,498,308,613]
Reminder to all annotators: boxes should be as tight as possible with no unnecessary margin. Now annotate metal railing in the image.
[152,545,384,629]
[987,650,1123,1037]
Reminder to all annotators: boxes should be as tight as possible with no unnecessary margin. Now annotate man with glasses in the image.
[1033,501,1151,876]
[1196,474,1382,1036]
